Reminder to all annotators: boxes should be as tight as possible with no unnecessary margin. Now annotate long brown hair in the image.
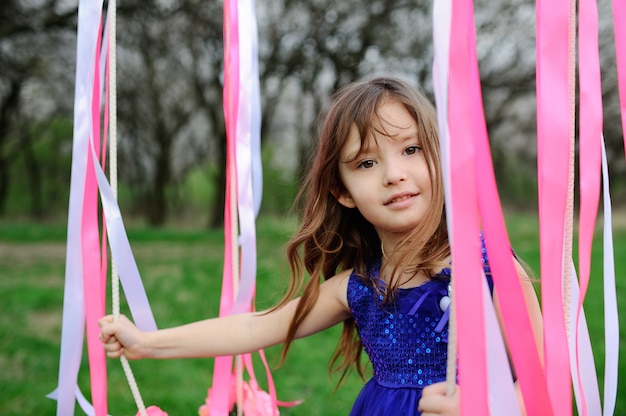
[273,76,450,384]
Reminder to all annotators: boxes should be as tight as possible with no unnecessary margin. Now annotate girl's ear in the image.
[335,191,357,208]
[330,181,357,208]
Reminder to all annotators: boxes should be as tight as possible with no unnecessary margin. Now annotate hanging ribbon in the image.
[567,263,601,415]
[233,0,258,318]
[573,0,603,413]
[82,18,107,416]
[236,1,288,412]
[605,1,624,411]
[481,272,520,416]
[442,0,552,413]
[436,0,620,414]
[600,138,618,416]
[432,0,452,224]
[52,2,158,414]
[536,0,573,413]
[209,0,283,414]
[208,0,240,412]
[51,1,105,414]
[446,0,489,413]
[431,1,460,401]
[468,0,552,411]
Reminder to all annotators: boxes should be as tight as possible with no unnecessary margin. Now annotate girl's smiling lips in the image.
[384,192,418,206]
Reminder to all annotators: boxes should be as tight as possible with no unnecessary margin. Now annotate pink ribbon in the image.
[82,24,107,416]
[435,1,618,414]
[209,0,239,413]
[468,6,552,414]
[536,0,573,413]
[447,1,489,413]
[436,1,551,413]
[210,1,286,414]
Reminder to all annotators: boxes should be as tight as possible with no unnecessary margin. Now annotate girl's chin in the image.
[376,225,420,239]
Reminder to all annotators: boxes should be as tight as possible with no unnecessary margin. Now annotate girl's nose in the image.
[384,162,407,185]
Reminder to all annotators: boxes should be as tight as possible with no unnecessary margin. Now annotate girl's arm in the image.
[99,269,353,360]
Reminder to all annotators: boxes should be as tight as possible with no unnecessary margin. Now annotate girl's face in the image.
[336,99,433,241]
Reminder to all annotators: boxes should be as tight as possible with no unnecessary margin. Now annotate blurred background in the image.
[1,0,624,227]
[1,0,625,414]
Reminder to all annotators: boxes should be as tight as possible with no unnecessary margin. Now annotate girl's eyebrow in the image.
[341,138,375,163]
[400,134,419,142]
[341,149,364,163]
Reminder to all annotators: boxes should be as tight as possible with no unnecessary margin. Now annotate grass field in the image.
[0,212,624,415]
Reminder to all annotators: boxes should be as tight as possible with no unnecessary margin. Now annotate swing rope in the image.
[563,0,576,345]
[108,1,149,414]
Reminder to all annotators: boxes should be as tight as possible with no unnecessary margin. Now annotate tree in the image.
[113,0,436,226]
[105,0,220,225]
[2,0,623,223]
[0,0,76,217]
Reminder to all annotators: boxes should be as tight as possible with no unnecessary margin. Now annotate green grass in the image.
[0,212,624,415]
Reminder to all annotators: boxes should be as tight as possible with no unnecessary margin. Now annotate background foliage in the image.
[1,0,624,226]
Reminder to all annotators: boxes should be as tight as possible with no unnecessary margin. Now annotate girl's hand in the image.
[98,314,147,360]
[418,382,459,416]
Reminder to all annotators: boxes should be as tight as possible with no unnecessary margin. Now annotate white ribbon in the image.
[568,261,602,415]
[432,0,453,236]
[90,123,158,332]
[483,273,520,416]
[52,1,103,414]
[47,387,112,416]
[600,137,618,416]
[231,0,261,314]
[52,2,157,414]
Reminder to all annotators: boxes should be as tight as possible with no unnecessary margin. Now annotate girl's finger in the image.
[97,315,114,328]
[422,381,448,395]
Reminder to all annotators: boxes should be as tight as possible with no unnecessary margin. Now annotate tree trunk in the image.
[0,78,23,215]
[208,132,226,229]
[20,128,43,219]
[147,135,171,227]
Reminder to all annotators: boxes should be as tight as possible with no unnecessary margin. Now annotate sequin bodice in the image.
[347,237,494,415]
[347,262,452,388]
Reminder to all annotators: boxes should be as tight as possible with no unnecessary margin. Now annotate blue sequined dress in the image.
[347,256,493,415]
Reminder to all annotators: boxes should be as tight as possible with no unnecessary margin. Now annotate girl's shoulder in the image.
[322,268,353,302]
[331,268,354,286]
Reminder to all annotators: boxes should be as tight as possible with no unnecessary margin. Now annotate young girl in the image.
[99,76,543,415]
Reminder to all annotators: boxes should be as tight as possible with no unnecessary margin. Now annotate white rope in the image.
[563,0,577,344]
[109,0,120,322]
[108,1,148,414]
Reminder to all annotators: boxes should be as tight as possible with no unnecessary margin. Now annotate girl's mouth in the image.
[385,193,417,205]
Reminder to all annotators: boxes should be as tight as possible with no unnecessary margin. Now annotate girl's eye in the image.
[404,145,421,156]
[358,160,376,169]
